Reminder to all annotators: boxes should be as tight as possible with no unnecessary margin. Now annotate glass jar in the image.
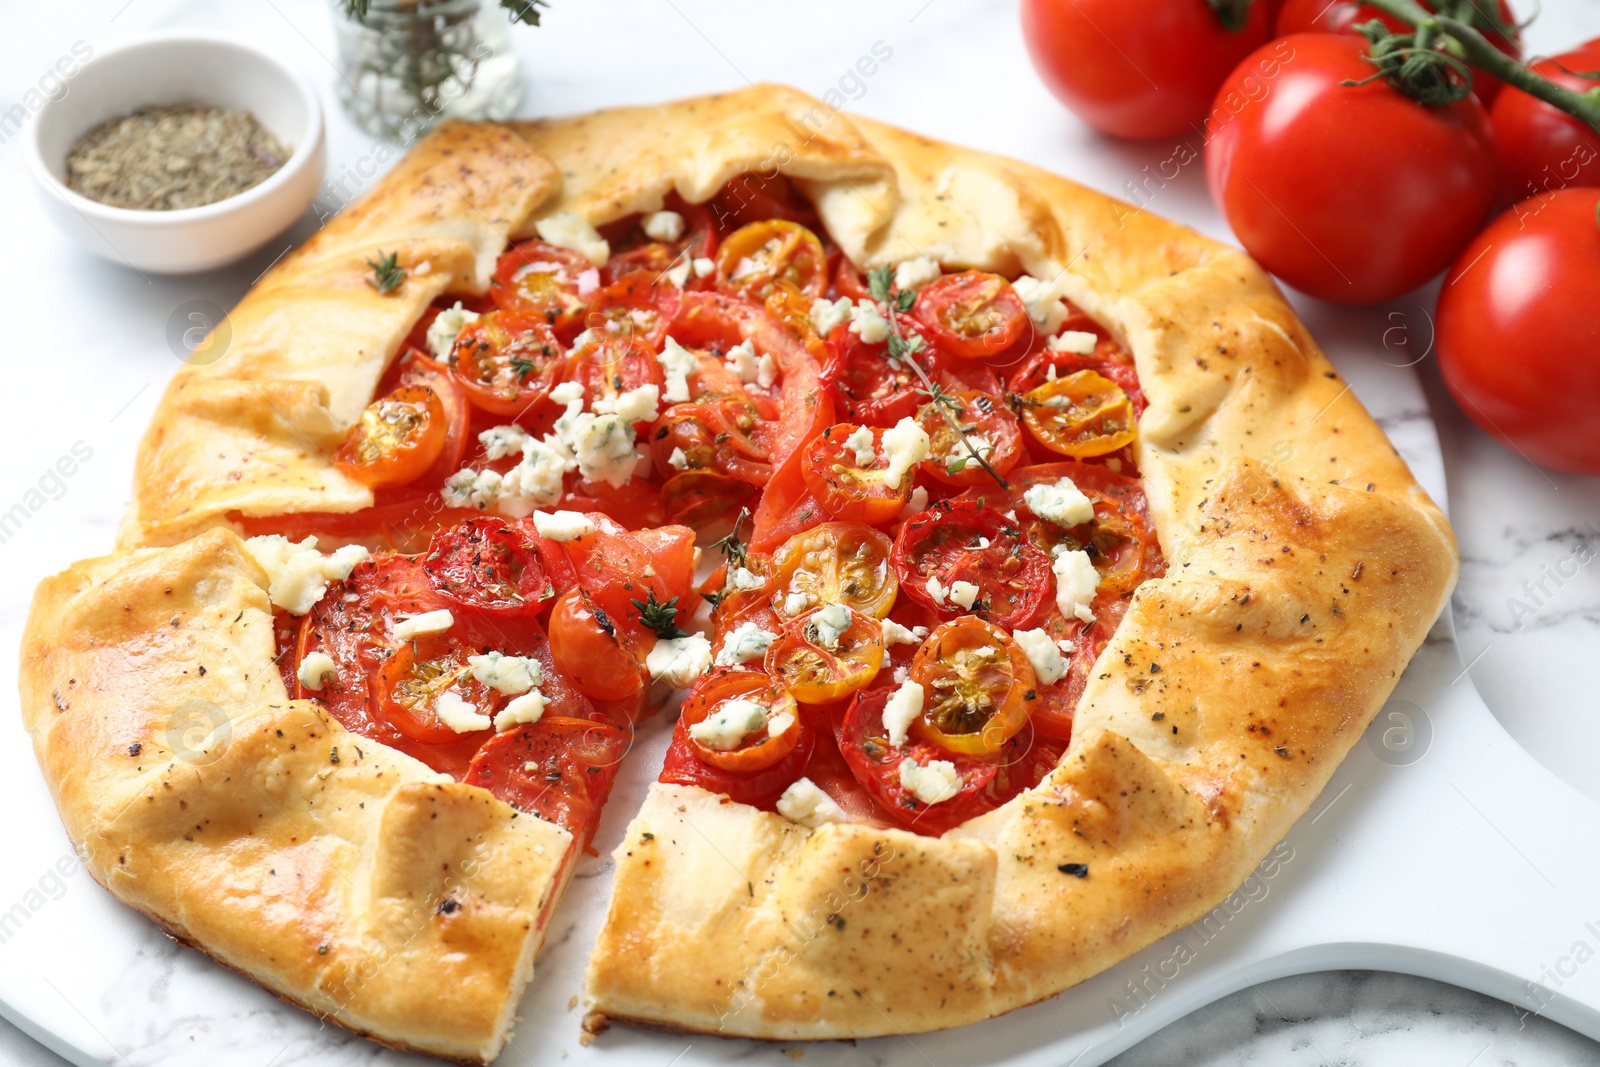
[330,0,523,143]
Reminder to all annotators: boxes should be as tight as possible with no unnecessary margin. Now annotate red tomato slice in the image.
[801,422,912,525]
[491,240,593,329]
[660,683,816,809]
[449,309,569,417]
[420,516,560,616]
[916,389,1025,488]
[711,172,819,231]
[465,717,632,846]
[891,500,1052,629]
[912,271,1030,359]
[677,669,803,773]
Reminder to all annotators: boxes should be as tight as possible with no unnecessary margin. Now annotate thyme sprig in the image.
[630,589,689,640]
[710,507,752,571]
[365,250,406,295]
[510,356,536,382]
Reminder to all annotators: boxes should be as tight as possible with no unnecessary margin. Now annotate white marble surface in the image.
[1,0,1598,1064]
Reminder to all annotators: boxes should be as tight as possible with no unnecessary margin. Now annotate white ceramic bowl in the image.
[26,32,326,275]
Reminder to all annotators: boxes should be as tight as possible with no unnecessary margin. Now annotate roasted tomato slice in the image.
[716,219,827,301]
[572,335,666,417]
[491,240,593,329]
[770,521,898,622]
[912,271,1030,358]
[679,669,803,773]
[548,587,645,703]
[801,422,913,525]
[465,717,631,845]
[1019,370,1136,458]
[711,172,819,230]
[909,617,1035,755]
[449,309,567,417]
[332,384,447,488]
[916,389,1024,487]
[651,395,777,485]
[375,633,499,744]
[579,271,679,352]
[765,605,885,704]
[661,470,757,529]
[421,517,559,616]
[891,500,1052,629]
[660,671,816,808]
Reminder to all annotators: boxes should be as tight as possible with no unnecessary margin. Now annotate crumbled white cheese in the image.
[880,417,930,490]
[1013,628,1068,685]
[535,211,610,266]
[493,688,547,731]
[244,535,371,616]
[442,467,504,511]
[714,621,778,666]
[842,425,877,467]
[810,296,853,337]
[848,299,892,344]
[646,633,713,688]
[643,210,684,243]
[532,510,596,542]
[881,619,928,647]
[894,256,941,291]
[668,447,690,471]
[479,424,530,461]
[658,336,699,403]
[893,664,910,684]
[811,602,852,650]
[882,679,925,747]
[296,651,336,692]
[1048,330,1098,355]
[664,256,692,288]
[393,609,454,640]
[1011,274,1070,335]
[554,411,643,488]
[1024,477,1096,528]
[436,690,491,733]
[496,437,573,512]
[766,711,796,740]
[1058,638,1077,655]
[577,268,601,297]
[777,777,849,829]
[784,590,816,616]
[569,327,603,353]
[948,580,979,610]
[924,575,948,608]
[900,485,930,520]
[692,256,715,278]
[426,302,479,361]
[549,379,585,405]
[899,757,962,805]
[727,566,764,591]
[689,697,769,751]
[467,651,542,695]
[724,340,778,390]
[592,383,661,424]
[1052,546,1100,624]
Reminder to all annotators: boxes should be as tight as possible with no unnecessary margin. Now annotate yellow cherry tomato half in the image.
[909,616,1036,756]
[1020,370,1136,458]
[765,604,885,704]
[770,521,899,621]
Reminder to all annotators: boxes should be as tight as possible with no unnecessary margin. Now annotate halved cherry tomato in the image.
[912,271,1030,358]
[712,173,818,230]
[801,422,913,525]
[678,669,802,772]
[390,349,471,488]
[376,632,498,744]
[332,384,447,488]
[822,325,1004,429]
[465,717,631,845]
[892,500,1052,629]
[421,517,558,616]
[660,671,816,808]
[572,336,666,417]
[632,523,699,606]
[916,389,1025,487]
[604,199,719,282]
[1006,342,1145,420]
[832,256,874,303]
[449,310,567,417]
[716,219,827,301]
[765,605,884,704]
[1019,370,1135,458]
[578,271,679,351]
[770,521,899,621]
[548,587,644,703]
[661,470,757,529]
[492,240,593,329]
[651,395,777,485]
[910,617,1035,755]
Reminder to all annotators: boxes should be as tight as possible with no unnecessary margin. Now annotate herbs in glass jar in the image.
[64,105,290,211]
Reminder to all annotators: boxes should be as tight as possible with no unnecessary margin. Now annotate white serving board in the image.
[3,1,1599,1064]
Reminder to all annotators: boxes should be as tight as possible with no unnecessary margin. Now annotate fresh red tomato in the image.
[465,717,631,846]
[448,309,568,416]
[1490,38,1600,201]
[332,384,447,488]
[491,240,593,328]
[420,517,559,616]
[1436,188,1600,475]
[1021,0,1272,139]
[892,501,1053,630]
[1206,33,1498,304]
[912,272,1030,359]
[801,422,914,525]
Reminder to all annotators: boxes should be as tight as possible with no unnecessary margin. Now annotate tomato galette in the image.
[20,85,1456,1062]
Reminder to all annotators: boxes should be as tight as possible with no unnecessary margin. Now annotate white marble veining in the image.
[1,1,1599,1066]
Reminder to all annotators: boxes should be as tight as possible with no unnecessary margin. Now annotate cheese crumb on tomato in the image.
[658,336,699,403]
[549,380,585,406]
[842,425,876,467]
[848,299,892,344]
[646,633,713,688]
[899,757,962,805]
[535,212,610,266]
[777,777,849,829]
[784,590,816,615]
[924,575,948,608]
[426,302,479,361]
[643,210,684,243]
[692,256,715,278]
[493,689,547,731]
[811,602,852,650]
[296,651,336,692]
[810,296,853,337]
[479,424,530,461]
[1048,329,1098,355]
[727,566,764,591]
[664,256,692,288]
[1052,546,1100,623]
[714,621,777,666]
[1024,476,1095,528]
[532,510,596,542]
[689,697,769,751]
[948,580,979,610]
[893,256,941,291]
[880,417,929,490]
[881,619,928,647]
[1011,274,1070,335]
[436,690,491,733]
[668,447,690,471]
[393,609,454,640]
[244,535,370,616]
[557,411,644,488]
[442,468,504,512]
[1013,628,1068,685]
[467,651,542,695]
[498,437,572,511]
[882,679,925,747]
[592,383,661,424]
[722,340,778,390]
[900,485,930,520]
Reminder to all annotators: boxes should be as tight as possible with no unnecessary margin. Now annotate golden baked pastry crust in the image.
[20,83,1457,1055]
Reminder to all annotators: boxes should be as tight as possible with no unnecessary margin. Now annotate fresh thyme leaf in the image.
[500,0,549,25]
[710,507,751,570]
[630,589,689,640]
[510,356,536,382]
[341,0,370,17]
[867,266,894,305]
[701,589,727,609]
[895,289,916,314]
[947,457,969,474]
[886,333,925,363]
[365,250,406,295]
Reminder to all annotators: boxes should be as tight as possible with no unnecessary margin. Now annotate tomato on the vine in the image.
[1490,38,1600,201]
[1206,33,1498,304]
[1436,188,1600,475]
